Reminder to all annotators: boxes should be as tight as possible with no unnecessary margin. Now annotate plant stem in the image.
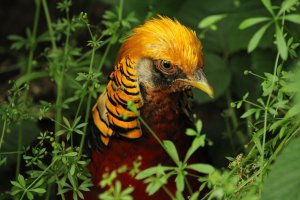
[20,158,57,200]
[259,29,282,193]
[244,103,253,137]
[184,176,193,195]
[64,9,72,144]
[226,91,247,145]
[97,41,112,72]
[56,176,66,200]
[0,119,7,150]
[118,0,124,21]
[41,0,57,50]
[0,151,23,155]
[55,6,71,139]
[162,185,175,200]
[79,46,96,155]
[15,124,22,178]
[138,117,164,147]
[45,184,52,200]
[55,76,64,138]
[26,0,41,74]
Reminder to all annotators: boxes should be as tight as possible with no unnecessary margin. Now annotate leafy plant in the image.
[1,0,300,199]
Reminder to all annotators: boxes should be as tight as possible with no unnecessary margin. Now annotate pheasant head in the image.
[118,16,213,95]
[90,16,213,149]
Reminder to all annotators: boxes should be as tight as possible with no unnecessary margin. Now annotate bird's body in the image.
[86,16,213,199]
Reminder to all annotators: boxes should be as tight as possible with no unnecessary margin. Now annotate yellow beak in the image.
[188,79,214,98]
[179,69,214,98]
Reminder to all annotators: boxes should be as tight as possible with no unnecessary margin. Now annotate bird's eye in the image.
[156,60,177,75]
[161,60,171,69]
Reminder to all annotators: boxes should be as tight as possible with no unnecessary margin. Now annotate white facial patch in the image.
[136,58,156,88]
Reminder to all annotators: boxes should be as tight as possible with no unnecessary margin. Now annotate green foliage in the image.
[1,0,138,199]
[239,0,300,60]
[262,137,300,200]
[1,0,300,199]
[136,119,215,198]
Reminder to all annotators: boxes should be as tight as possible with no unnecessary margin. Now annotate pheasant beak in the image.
[180,69,214,98]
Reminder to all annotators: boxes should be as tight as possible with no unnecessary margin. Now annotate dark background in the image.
[0,0,299,195]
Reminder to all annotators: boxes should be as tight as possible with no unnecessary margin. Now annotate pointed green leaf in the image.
[63,117,71,129]
[33,178,44,188]
[70,164,75,175]
[285,104,300,118]
[195,120,202,133]
[285,14,300,24]
[136,166,172,180]
[175,173,185,192]
[17,174,26,187]
[31,188,46,194]
[198,14,227,29]
[185,128,197,136]
[247,23,271,52]
[187,163,215,174]
[15,72,48,87]
[184,135,205,162]
[163,140,180,164]
[190,192,200,200]
[261,0,274,15]
[253,133,263,154]
[239,17,270,29]
[241,108,258,118]
[64,152,78,157]
[275,23,288,60]
[11,181,23,189]
[27,191,34,200]
[279,0,299,15]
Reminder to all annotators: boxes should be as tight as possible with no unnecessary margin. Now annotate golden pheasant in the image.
[86,16,213,199]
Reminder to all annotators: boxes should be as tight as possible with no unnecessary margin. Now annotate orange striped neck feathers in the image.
[90,16,205,150]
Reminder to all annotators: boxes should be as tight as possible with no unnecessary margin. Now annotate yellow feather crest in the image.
[118,15,204,74]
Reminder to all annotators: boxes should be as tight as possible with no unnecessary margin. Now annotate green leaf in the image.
[239,17,270,29]
[285,104,300,118]
[11,188,23,195]
[64,152,78,157]
[175,173,185,192]
[56,129,67,136]
[198,14,227,29]
[11,181,23,189]
[17,174,26,187]
[136,166,172,180]
[176,191,185,200]
[185,128,197,136]
[279,0,299,15]
[187,163,215,174]
[70,164,75,175]
[253,133,263,154]
[31,188,46,194]
[195,120,202,133]
[163,140,180,164]
[285,14,300,24]
[27,191,34,200]
[269,119,287,132]
[261,0,274,15]
[241,108,258,118]
[33,178,44,188]
[15,72,48,87]
[275,23,288,60]
[247,23,271,52]
[190,192,200,200]
[184,135,205,162]
[262,137,300,200]
[63,117,71,128]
